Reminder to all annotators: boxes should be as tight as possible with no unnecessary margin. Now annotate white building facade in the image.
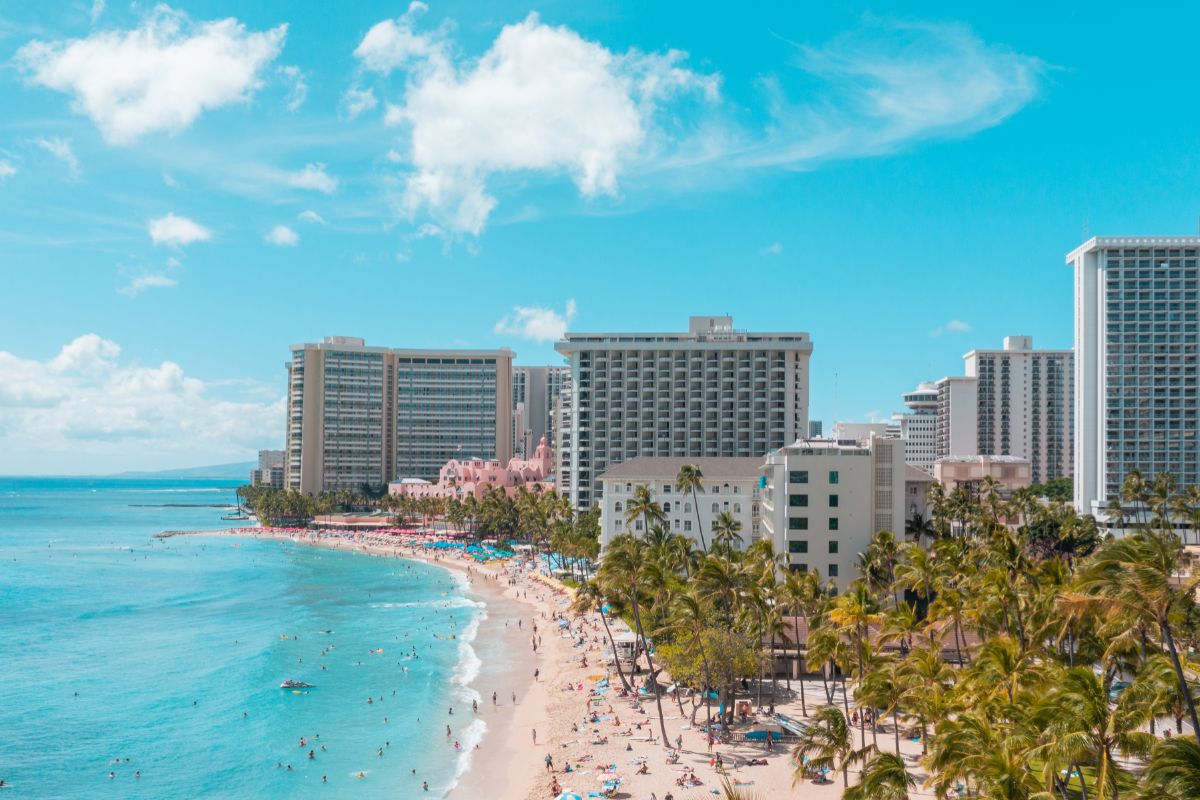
[893,382,938,474]
[554,316,813,510]
[933,337,1072,486]
[597,457,763,551]
[760,436,905,591]
[1069,236,1200,517]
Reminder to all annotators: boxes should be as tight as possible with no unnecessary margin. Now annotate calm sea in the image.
[0,477,483,798]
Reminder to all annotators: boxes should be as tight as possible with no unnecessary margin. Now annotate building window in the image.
[684,503,691,513]
[673,519,680,530]
[829,517,839,531]
[828,541,838,554]
[788,494,809,507]
[712,486,720,494]
[711,503,719,513]
[789,540,808,554]
[615,519,623,529]
[789,470,809,484]
[625,483,632,493]
[829,494,839,508]
[792,563,808,574]
[663,502,671,512]
[828,564,839,577]
[615,502,623,512]
[635,520,643,531]
[733,486,740,494]
[684,520,692,531]
[733,503,741,513]
[788,517,808,530]
[829,471,839,484]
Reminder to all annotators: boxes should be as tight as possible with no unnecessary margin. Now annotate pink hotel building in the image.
[389,436,556,501]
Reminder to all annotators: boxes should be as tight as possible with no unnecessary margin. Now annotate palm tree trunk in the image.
[630,597,671,747]
[798,653,808,716]
[1161,620,1200,743]
[597,607,633,693]
[691,486,708,553]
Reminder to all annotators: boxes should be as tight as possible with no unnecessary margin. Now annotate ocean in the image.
[0,477,486,798]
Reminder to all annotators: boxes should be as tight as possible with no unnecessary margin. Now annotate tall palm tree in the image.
[570,579,633,692]
[597,534,671,746]
[675,464,709,553]
[1076,530,1200,742]
[827,582,883,749]
[625,484,665,538]
[791,705,856,788]
[711,511,744,552]
[779,568,823,716]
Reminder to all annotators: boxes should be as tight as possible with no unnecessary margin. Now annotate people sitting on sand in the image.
[636,762,649,775]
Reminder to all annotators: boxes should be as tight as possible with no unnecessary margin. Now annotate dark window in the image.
[789,470,809,484]
[829,470,839,484]
[788,517,809,530]
[788,540,808,554]
[828,541,838,554]
[828,564,839,577]
[829,494,839,508]
[829,517,839,531]
[788,494,809,507]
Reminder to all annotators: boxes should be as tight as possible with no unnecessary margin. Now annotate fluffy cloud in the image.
[929,319,973,337]
[353,3,439,74]
[278,65,308,111]
[118,273,177,296]
[494,299,577,343]
[288,163,338,193]
[0,160,16,180]
[15,5,286,144]
[0,335,284,473]
[90,0,105,24]
[360,11,718,234]
[342,86,378,118]
[148,213,212,247]
[297,210,325,224]
[265,224,299,246]
[33,136,81,179]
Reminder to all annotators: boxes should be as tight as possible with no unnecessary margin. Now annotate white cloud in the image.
[0,160,16,181]
[353,2,439,74]
[493,299,577,343]
[33,136,81,179]
[148,213,212,247]
[0,334,284,473]
[265,224,299,246]
[297,210,325,224]
[360,12,718,234]
[16,5,287,144]
[763,242,783,255]
[288,162,337,193]
[90,0,105,24]
[278,65,308,111]
[162,171,179,187]
[385,148,404,164]
[342,86,378,118]
[118,273,177,296]
[929,319,972,337]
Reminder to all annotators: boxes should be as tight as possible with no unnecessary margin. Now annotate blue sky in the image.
[2,1,1199,473]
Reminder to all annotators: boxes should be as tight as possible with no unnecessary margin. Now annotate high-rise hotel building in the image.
[1069,236,1200,517]
[934,336,1073,485]
[512,366,570,458]
[554,316,812,509]
[285,337,513,494]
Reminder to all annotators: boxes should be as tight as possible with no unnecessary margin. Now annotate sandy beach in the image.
[175,528,941,800]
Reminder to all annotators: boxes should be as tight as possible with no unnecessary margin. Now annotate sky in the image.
[1,1,1199,474]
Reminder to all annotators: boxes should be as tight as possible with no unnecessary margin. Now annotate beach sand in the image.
[177,529,939,800]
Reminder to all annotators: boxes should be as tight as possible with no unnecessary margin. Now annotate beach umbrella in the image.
[554,794,583,800]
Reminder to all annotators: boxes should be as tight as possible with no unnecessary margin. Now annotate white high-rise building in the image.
[760,436,904,591]
[1068,236,1200,517]
[892,382,938,474]
[934,337,1074,485]
[554,316,813,510]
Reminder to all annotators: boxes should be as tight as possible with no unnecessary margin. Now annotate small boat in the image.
[222,513,250,521]
[280,680,315,689]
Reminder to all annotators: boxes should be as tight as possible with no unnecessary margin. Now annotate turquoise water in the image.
[0,478,482,798]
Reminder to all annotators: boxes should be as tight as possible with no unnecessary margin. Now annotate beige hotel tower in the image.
[285,337,514,494]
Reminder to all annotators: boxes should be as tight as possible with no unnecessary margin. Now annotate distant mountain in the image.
[112,461,256,480]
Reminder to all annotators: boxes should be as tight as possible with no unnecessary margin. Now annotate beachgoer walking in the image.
[532,728,537,744]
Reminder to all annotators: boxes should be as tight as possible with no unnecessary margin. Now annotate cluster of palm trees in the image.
[573,466,1200,799]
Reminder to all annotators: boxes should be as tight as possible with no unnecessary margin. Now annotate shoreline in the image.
[174,527,553,800]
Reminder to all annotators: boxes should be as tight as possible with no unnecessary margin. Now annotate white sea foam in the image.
[443,580,489,796]
[369,597,482,611]
[449,717,487,788]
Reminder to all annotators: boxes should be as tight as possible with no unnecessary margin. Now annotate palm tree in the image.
[597,534,671,746]
[827,582,883,749]
[845,751,915,800]
[791,705,855,788]
[675,464,709,553]
[625,484,665,538]
[711,511,744,552]
[1076,530,1200,742]
[1037,666,1158,800]
[779,568,823,716]
[570,579,633,692]
[1139,737,1200,800]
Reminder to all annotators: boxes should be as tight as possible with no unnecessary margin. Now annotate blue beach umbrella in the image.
[555,793,583,800]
